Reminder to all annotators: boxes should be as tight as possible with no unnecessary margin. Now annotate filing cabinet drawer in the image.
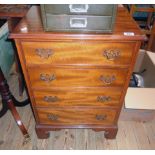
[42,4,116,16]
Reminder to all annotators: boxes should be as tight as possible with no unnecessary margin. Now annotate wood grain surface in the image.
[33,87,122,107]
[36,107,117,125]
[22,41,135,67]
[28,67,128,88]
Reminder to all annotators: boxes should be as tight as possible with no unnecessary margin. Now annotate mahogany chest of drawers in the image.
[10,6,145,139]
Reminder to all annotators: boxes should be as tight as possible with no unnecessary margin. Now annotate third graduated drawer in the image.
[27,67,128,88]
[33,87,122,107]
[21,41,135,67]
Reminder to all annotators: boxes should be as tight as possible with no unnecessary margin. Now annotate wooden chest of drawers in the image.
[10,6,145,139]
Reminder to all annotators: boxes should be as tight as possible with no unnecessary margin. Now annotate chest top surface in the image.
[10,6,145,41]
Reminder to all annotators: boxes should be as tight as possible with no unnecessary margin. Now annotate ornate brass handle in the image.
[47,114,58,121]
[103,49,120,60]
[99,75,116,85]
[97,96,111,102]
[43,96,59,102]
[40,74,56,82]
[96,114,107,121]
[35,48,53,59]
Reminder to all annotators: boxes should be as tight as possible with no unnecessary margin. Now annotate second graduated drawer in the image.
[27,67,128,88]
[21,41,135,67]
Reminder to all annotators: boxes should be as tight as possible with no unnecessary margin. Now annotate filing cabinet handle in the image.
[97,96,111,102]
[69,4,89,13]
[40,74,56,82]
[70,17,87,28]
[43,96,59,102]
[35,48,53,59]
[103,49,120,60]
[99,75,116,85]
[96,114,107,121]
[47,114,58,121]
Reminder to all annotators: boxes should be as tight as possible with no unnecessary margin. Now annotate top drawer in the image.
[41,4,116,16]
[21,41,135,67]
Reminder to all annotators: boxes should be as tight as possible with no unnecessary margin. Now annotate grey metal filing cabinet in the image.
[40,4,117,33]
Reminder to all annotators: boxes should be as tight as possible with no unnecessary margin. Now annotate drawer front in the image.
[21,42,135,66]
[42,4,116,16]
[43,15,113,32]
[28,67,128,88]
[36,108,117,125]
[33,87,122,107]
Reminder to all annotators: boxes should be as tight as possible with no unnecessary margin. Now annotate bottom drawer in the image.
[43,15,113,32]
[36,108,117,125]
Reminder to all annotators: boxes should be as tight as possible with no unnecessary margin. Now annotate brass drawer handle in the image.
[47,114,58,121]
[43,96,59,102]
[97,96,111,102]
[40,74,56,82]
[96,114,107,121]
[35,48,53,59]
[99,75,116,85]
[103,49,120,60]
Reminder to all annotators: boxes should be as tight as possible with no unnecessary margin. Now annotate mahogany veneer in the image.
[10,6,145,139]
[28,67,128,88]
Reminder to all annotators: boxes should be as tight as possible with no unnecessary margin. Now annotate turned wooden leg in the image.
[0,67,30,143]
[104,127,118,139]
[35,126,50,139]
